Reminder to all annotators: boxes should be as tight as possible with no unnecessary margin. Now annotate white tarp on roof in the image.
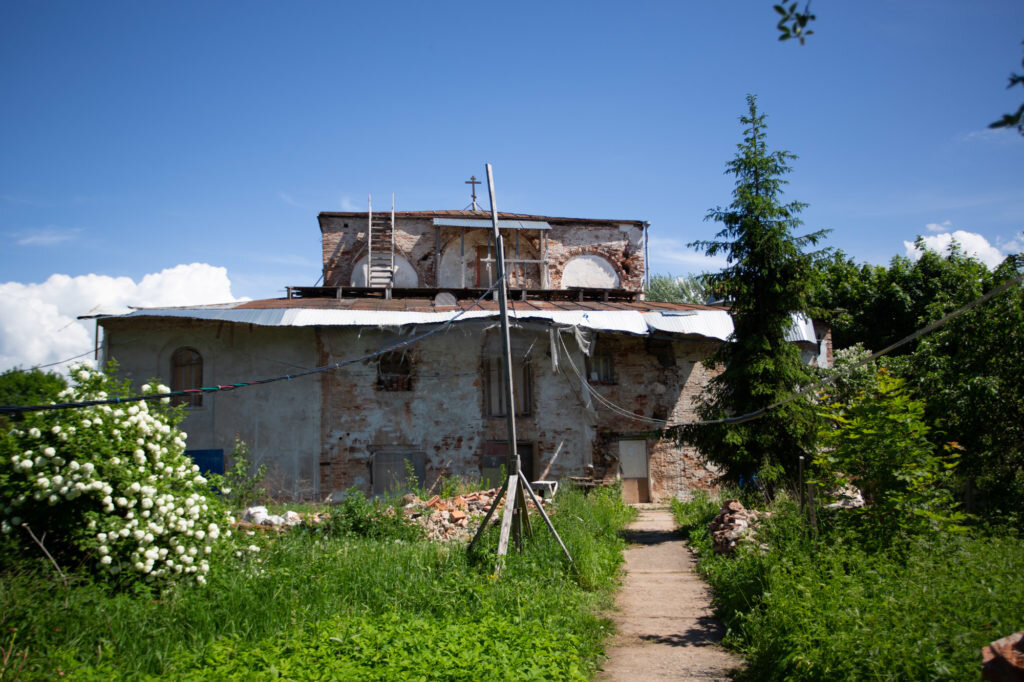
[115,305,815,343]
[643,309,735,341]
[784,313,817,344]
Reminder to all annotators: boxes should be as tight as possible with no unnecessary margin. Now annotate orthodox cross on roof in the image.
[465,175,481,211]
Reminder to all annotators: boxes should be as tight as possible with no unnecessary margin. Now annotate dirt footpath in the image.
[599,506,743,681]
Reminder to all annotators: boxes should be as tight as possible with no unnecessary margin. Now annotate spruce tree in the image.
[675,94,828,489]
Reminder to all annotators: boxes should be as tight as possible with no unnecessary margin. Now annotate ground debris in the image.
[235,488,553,543]
[708,499,773,554]
[403,488,508,542]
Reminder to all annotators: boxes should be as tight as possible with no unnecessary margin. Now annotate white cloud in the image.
[278,192,308,210]
[997,233,1024,256]
[13,227,81,246]
[0,263,241,373]
[903,230,1006,269]
[925,220,952,233]
[339,195,359,211]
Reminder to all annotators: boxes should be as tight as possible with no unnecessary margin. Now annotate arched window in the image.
[171,347,203,407]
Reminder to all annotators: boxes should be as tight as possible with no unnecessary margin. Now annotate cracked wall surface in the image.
[319,214,646,292]
[102,317,725,503]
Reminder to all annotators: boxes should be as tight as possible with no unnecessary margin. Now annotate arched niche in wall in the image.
[350,252,420,287]
[438,232,541,289]
[560,254,620,289]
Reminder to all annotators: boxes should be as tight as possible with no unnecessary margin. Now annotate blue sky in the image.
[1,1,1022,369]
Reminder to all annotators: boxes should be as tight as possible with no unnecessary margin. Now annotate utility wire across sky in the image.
[3,273,1021,422]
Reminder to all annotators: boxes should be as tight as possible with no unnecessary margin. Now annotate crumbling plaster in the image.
[101,317,323,499]
[320,215,645,292]
[101,319,725,503]
[580,334,723,501]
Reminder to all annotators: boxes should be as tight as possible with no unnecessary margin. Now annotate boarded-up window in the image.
[371,450,425,497]
[482,442,535,488]
[482,331,536,417]
[483,357,532,417]
[171,347,203,407]
[376,351,412,391]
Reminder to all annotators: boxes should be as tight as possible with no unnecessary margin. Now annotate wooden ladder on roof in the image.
[367,194,395,298]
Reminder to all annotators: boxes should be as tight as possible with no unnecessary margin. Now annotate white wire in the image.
[555,331,675,426]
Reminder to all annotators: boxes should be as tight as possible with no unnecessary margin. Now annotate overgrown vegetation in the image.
[316,487,424,542]
[644,273,711,304]
[816,369,968,543]
[1,474,631,679]
[673,495,1024,681]
[212,436,267,511]
[813,247,1024,525]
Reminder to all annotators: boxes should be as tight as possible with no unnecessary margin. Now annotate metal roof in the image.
[317,209,645,226]
[643,309,735,341]
[104,298,817,345]
[784,313,818,344]
[431,218,552,230]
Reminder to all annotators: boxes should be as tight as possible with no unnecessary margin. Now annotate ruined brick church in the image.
[99,201,829,503]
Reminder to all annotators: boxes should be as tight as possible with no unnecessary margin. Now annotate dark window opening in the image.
[586,353,616,383]
[377,351,413,391]
[171,347,203,407]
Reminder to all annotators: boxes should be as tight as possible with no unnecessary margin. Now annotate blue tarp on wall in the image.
[186,449,224,475]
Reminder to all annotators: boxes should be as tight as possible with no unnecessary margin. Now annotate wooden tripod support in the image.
[466,164,573,575]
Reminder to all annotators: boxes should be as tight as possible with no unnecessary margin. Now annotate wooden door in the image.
[618,440,649,504]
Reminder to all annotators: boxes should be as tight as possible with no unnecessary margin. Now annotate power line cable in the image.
[0,281,502,415]
[681,272,1024,428]
[553,330,674,426]
[7,349,98,373]
[548,272,1023,429]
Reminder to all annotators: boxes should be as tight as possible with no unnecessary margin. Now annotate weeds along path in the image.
[599,506,742,681]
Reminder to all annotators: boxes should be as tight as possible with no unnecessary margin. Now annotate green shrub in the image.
[816,369,968,545]
[211,437,266,511]
[683,502,1024,681]
[317,487,423,542]
[0,363,232,585]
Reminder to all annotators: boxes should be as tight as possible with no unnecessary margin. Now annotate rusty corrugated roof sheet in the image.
[317,209,645,226]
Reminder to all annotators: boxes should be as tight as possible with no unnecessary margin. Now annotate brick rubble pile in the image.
[236,487,546,543]
[402,489,501,542]
[708,499,773,554]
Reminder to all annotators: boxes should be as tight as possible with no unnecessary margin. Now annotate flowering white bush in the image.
[0,362,232,584]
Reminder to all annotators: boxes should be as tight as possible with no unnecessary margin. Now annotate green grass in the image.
[1,486,632,680]
[672,496,1024,681]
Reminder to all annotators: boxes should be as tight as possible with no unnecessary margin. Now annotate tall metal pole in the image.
[485,164,520,478]
[467,164,572,573]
